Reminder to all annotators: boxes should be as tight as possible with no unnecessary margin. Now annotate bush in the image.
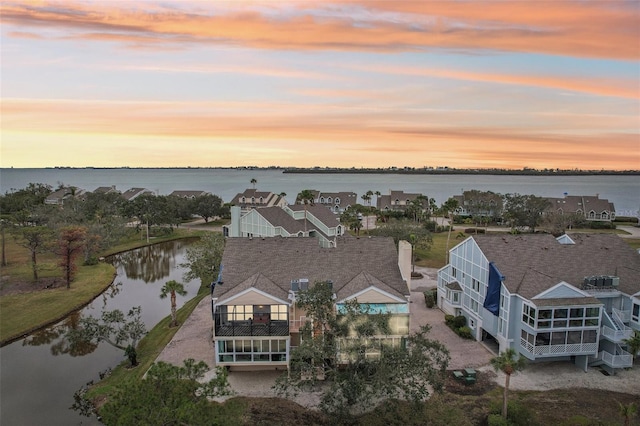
[457,326,472,339]
[452,315,467,328]
[589,221,615,229]
[489,400,538,426]
[488,414,509,426]
[423,290,435,308]
[445,314,455,326]
[464,228,485,234]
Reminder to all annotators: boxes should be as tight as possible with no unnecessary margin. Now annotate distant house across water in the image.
[545,194,616,222]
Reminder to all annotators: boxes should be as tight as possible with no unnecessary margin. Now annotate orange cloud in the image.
[2,98,638,170]
[1,1,637,59]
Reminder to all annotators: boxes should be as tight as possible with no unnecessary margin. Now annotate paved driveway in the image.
[410,266,494,369]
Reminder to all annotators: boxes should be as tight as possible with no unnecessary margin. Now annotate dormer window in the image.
[327,197,332,203]
[251,197,255,203]
[259,197,264,203]
[335,197,340,204]
[291,279,309,292]
[241,197,246,203]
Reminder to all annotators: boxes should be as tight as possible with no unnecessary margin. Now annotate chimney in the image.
[398,240,412,292]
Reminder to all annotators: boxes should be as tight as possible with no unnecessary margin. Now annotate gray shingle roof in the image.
[473,233,640,299]
[214,236,408,303]
[255,207,305,233]
[288,204,341,227]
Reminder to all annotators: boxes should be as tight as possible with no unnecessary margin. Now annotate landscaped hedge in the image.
[444,314,473,339]
[423,290,436,308]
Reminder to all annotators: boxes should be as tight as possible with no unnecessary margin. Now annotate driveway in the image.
[410,266,494,369]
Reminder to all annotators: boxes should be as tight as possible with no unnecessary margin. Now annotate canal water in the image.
[0,239,199,425]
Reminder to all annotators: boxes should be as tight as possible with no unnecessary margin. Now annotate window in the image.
[470,299,479,314]
[335,197,340,204]
[522,304,536,327]
[471,278,480,292]
[632,303,639,323]
[451,268,457,278]
[468,318,476,328]
[227,305,253,321]
[270,305,288,321]
[452,292,460,303]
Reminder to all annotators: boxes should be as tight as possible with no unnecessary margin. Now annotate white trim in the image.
[215,287,289,307]
[337,285,407,304]
[534,281,592,299]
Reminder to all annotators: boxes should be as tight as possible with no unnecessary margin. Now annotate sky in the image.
[1,1,639,170]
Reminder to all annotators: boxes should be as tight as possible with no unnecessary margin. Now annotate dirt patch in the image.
[0,277,65,296]
[445,369,498,396]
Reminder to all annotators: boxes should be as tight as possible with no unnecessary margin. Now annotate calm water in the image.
[0,239,198,425]
[1,168,638,214]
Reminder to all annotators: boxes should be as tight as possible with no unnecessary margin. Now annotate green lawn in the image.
[0,262,115,343]
[0,228,206,345]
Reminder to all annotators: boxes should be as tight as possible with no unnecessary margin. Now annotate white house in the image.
[437,233,639,374]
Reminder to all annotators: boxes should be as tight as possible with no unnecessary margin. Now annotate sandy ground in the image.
[154,266,640,406]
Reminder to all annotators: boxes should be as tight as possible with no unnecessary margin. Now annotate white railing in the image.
[520,338,534,354]
[599,349,633,368]
[289,316,308,332]
[601,325,633,342]
[533,342,598,356]
[613,308,631,324]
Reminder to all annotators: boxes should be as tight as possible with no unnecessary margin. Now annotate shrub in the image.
[489,400,538,426]
[457,326,472,339]
[464,228,485,234]
[423,291,435,308]
[589,221,615,229]
[445,314,455,326]
[488,414,509,426]
[452,315,467,329]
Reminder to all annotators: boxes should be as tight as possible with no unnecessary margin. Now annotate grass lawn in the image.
[0,228,206,345]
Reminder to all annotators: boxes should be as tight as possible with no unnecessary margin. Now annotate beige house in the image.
[211,237,412,370]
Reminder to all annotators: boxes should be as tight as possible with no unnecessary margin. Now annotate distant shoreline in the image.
[282,168,640,176]
[2,166,638,176]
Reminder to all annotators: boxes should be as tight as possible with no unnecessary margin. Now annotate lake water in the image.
[0,240,198,425]
[1,168,638,215]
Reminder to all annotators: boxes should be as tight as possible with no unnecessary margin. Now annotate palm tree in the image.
[160,280,188,327]
[250,178,257,189]
[490,348,527,420]
[442,197,459,263]
[618,402,637,426]
[623,330,640,362]
[297,189,315,233]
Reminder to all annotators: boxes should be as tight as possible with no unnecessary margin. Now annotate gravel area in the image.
[154,267,640,404]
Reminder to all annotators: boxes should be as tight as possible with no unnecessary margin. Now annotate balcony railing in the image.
[596,349,633,368]
[214,320,289,337]
[521,338,598,356]
[601,325,633,343]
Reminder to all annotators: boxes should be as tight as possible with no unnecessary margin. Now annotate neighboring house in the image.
[93,185,121,195]
[121,187,155,201]
[224,204,344,247]
[229,189,287,213]
[376,190,427,211]
[545,194,616,222]
[211,237,413,370]
[295,190,358,213]
[44,187,86,205]
[437,233,640,374]
[453,190,503,218]
[169,190,211,199]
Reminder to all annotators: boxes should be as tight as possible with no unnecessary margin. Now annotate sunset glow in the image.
[1,1,638,169]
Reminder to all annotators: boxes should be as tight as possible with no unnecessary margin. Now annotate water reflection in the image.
[110,239,196,283]
[0,239,198,425]
[22,311,98,357]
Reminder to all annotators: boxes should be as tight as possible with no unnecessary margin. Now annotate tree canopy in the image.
[275,281,450,420]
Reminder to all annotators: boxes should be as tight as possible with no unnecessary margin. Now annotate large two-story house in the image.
[211,236,412,371]
[376,190,427,212]
[224,204,345,247]
[452,190,503,219]
[229,189,287,214]
[295,190,358,214]
[544,194,616,223]
[437,233,639,374]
